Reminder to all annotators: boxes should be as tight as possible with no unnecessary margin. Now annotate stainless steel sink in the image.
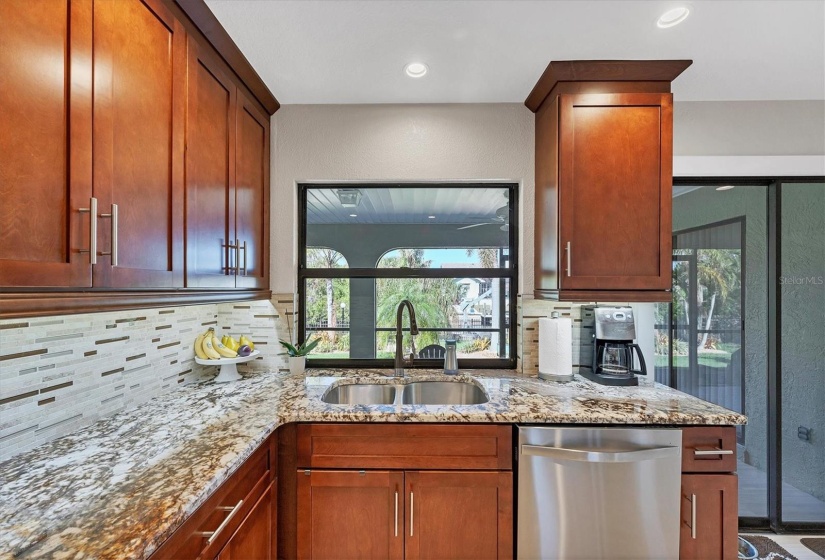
[322,383,396,405]
[401,381,489,405]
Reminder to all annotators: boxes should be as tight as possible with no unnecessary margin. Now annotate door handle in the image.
[521,444,680,463]
[240,239,247,276]
[98,204,118,266]
[394,489,399,537]
[195,499,243,544]
[410,488,414,537]
[691,493,697,539]
[78,197,98,265]
[235,238,241,276]
[694,448,733,456]
[566,241,571,277]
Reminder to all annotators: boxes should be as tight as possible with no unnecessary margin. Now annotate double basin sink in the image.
[322,380,489,406]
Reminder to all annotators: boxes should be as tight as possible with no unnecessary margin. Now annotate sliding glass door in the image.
[663,179,825,532]
[663,184,768,520]
[779,181,825,525]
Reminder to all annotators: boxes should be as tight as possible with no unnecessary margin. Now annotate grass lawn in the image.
[655,352,733,369]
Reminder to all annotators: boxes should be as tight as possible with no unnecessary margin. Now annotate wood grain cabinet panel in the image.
[92,0,185,288]
[0,0,93,288]
[217,479,277,560]
[680,474,738,560]
[233,91,270,290]
[297,470,405,560]
[185,39,236,289]
[406,471,513,560]
[558,93,672,291]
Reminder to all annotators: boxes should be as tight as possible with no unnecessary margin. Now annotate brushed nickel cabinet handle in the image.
[694,448,733,456]
[196,500,243,544]
[224,240,237,275]
[235,238,241,276]
[241,239,248,276]
[566,241,571,277]
[98,204,118,266]
[78,197,98,265]
[410,490,414,537]
[111,204,118,266]
[394,489,399,537]
[691,493,697,539]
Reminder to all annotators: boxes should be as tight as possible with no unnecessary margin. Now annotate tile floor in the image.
[741,534,824,560]
[739,462,825,522]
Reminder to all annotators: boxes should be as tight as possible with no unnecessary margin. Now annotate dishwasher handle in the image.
[521,443,680,463]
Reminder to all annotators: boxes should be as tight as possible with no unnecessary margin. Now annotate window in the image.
[298,184,518,368]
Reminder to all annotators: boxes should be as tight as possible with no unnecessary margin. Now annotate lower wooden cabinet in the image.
[217,479,277,560]
[297,470,404,560]
[406,471,513,560]
[680,426,739,560]
[297,469,512,560]
[150,435,276,560]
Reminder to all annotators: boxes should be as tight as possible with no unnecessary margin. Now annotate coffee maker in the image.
[582,306,647,386]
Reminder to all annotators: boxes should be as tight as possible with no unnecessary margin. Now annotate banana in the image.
[194,329,210,360]
[212,333,238,358]
[201,329,222,360]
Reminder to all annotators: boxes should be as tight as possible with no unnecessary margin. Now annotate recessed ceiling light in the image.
[716,185,735,191]
[349,213,358,217]
[404,62,428,78]
[657,6,690,28]
[428,215,436,219]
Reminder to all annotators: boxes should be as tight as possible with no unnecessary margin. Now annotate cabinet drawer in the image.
[297,424,512,470]
[150,438,273,560]
[681,427,737,473]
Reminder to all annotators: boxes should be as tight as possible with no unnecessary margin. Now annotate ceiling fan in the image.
[457,203,509,231]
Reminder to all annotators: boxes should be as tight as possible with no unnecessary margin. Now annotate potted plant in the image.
[279,337,319,376]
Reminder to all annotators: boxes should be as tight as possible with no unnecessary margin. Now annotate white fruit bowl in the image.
[195,350,260,383]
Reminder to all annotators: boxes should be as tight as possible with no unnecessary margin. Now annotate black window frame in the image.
[297,182,519,369]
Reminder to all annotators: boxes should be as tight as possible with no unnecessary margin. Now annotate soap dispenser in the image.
[443,339,459,375]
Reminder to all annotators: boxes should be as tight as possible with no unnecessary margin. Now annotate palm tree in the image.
[307,248,345,339]
[696,249,739,349]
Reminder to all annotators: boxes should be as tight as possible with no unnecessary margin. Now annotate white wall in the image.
[271,104,534,294]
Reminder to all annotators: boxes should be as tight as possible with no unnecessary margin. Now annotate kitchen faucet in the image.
[394,299,419,377]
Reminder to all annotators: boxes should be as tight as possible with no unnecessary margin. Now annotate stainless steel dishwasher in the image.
[517,426,682,559]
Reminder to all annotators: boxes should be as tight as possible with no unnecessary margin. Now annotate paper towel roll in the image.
[538,317,573,381]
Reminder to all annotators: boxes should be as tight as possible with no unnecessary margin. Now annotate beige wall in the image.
[270,100,825,294]
[271,103,534,294]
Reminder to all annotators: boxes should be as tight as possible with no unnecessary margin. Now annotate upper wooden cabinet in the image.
[184,43,270,290]
[527,60,691,302]
[0,0,277,317]
[0,0,93,288]
[185,39,237,289]
[93,0,186,288]
[234,91,270,290]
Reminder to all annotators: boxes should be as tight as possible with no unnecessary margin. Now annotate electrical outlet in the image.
[798,426,811,442]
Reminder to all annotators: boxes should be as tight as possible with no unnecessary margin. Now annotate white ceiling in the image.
[205,0,825,105]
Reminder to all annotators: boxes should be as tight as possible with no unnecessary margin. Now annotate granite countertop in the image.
[0,368,746,559]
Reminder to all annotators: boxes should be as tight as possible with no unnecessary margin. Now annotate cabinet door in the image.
[406,471,513,560]
[234,92,270,289]
[680,474,738,560]
[558,93,672,291]
[297,470,404,560]
[216,479,276,560]
[92,0,185,288]
[0,0,93,288]
[185,40,236,288]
